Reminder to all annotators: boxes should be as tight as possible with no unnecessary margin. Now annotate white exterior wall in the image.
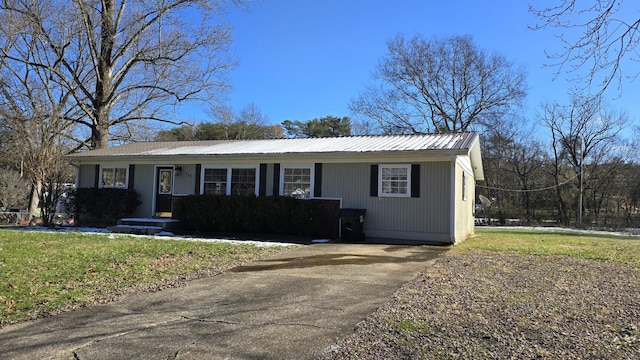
[173,164,198,196]
[133,164,155,218]
[74,155,476,243]
[453,157,476,243]
[322,162,453,243]
[77,164,97,188]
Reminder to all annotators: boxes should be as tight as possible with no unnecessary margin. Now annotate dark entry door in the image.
[155,167,173,217]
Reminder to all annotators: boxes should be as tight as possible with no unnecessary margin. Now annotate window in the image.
[202,166,258,196]
[101,166,127,188]
[462,172,468,201]
[231,168,256,196]
[282,167,312,198]
[378,164,411,197]
[158,169,173,194]
[203,168,227,195]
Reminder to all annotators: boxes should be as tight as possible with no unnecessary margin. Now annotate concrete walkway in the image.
[0,243,445,360]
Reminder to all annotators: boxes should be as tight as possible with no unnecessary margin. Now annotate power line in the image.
[477,172,580,193]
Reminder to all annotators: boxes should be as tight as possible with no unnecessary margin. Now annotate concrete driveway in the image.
[0,243,445,359]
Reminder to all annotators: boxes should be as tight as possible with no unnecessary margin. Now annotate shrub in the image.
[70,188,141,227]
[173,195,330,237]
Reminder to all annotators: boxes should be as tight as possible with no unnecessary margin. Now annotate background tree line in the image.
[345,30,638,229]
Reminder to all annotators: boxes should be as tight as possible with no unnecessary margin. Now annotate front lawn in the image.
[456,227,640,269]
[0,230,288,326]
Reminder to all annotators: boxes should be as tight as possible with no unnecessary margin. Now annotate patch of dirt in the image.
[319,251,640,359]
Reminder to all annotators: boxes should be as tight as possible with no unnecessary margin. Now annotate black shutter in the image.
[259,163,267,196]
[272,163,280,196]
[94,165,100,188]
[314,163,322,198]
[370,164,379,197]
[128,164,135,190]
[195,164,201,194]
[411,164,420,198]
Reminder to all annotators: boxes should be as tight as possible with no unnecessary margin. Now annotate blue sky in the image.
[180,0,640,131]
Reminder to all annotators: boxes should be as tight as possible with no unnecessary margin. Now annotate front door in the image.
[155,167,173,217]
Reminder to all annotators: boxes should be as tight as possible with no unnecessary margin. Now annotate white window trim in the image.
[378,164,411,198]
[201,165,260,196]
[279,164,315,198]
[99,165,129,189]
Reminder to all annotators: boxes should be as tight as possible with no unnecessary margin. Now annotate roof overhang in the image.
[66,149,469,165]
[467,135,484,181]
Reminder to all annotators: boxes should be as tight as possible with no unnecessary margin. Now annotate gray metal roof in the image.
[67,132,480,158]
[67,132,484,180]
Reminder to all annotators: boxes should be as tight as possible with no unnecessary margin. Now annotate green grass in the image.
[0,230,286,325]
[3,227,639,327]
[396,320,429,332]
[456,228,640,269]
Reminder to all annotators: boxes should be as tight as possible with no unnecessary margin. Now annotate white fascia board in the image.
[467,136,485,181]
[456,156,473,176]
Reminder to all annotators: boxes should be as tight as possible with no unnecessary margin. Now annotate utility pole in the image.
[577,137,583,227]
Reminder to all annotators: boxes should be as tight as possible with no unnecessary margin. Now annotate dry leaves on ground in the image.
[320,251,640,359]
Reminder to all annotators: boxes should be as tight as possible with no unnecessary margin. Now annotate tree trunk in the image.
[90,0,115,149]
[28,179,42,222]
[91,119,111,149]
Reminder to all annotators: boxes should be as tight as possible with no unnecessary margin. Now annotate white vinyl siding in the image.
[322,162,452,242]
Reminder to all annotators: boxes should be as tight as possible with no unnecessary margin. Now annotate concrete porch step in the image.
[119,217,180,230]
[108,224,165,235]
[108,217,181,236]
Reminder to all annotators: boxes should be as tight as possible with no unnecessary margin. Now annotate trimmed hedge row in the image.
[173,195,328,237]
[71,188,141,227]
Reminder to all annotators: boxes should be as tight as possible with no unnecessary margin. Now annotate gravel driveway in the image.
[320,251,640,359]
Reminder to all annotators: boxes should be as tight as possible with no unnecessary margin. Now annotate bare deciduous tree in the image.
[539,93,628,225]
[0,0,238,149]
[0,22,79,218]
[350,34,527,134]
[530,0,640,93]
[0,167,30,209]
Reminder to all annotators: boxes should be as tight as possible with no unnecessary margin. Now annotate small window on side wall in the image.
[101,166,127,188]
[462,172,468,201]
[378,164,411,197]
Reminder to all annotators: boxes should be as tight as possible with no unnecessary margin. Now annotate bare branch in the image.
[530,0,640,94]
[1,0,239,149]
[350,34,526,134]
